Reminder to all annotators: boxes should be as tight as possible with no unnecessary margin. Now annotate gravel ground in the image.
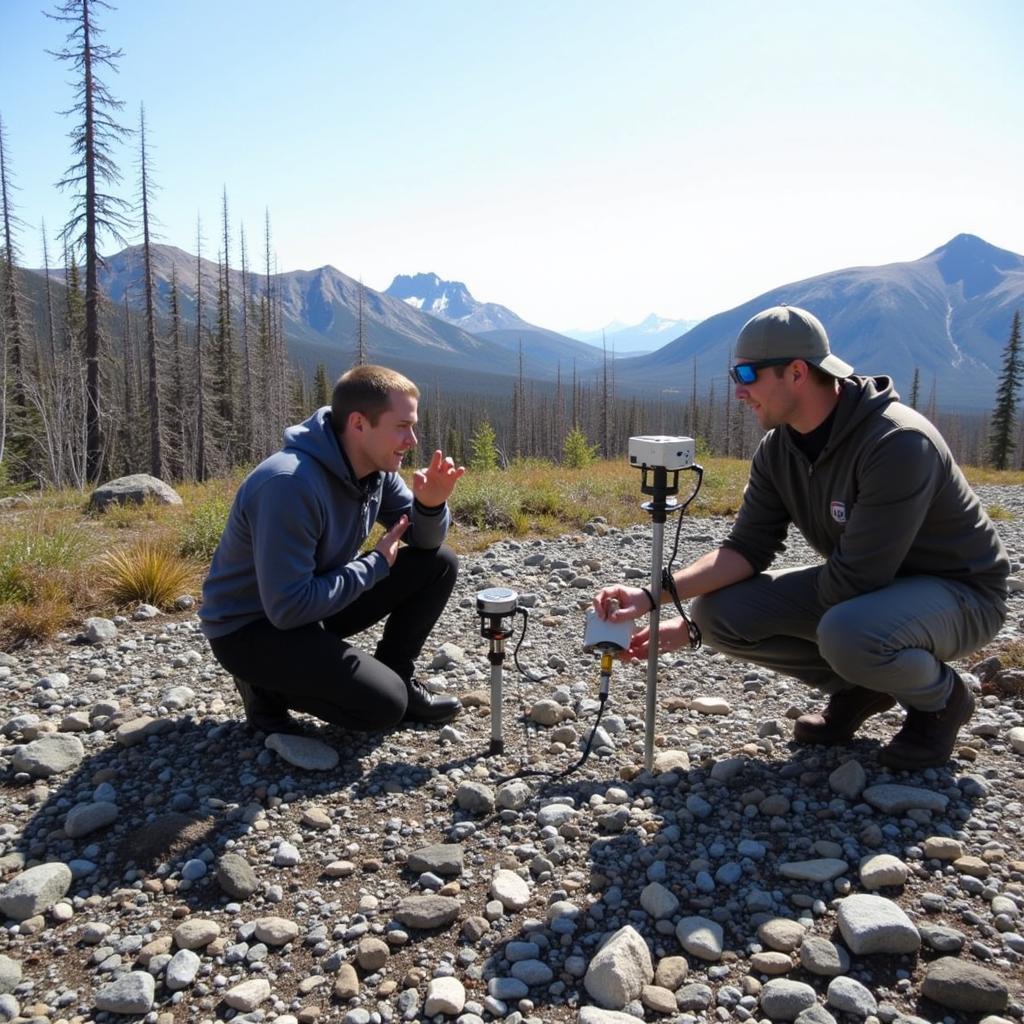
[1,484,1024,1024]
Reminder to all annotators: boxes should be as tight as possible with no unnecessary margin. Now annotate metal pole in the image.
[645,518,664,773]
[489,643,504,755]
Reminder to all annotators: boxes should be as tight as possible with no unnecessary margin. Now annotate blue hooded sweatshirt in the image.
[199,407,449,639]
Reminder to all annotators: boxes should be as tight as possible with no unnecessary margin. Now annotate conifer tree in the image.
[563,425,598,468]
[312,363,329,408]
[50,0,133,483]
[355,279,367,365]
[469,420,498,471]
[988,310,1022,470]
[908,366,920,411]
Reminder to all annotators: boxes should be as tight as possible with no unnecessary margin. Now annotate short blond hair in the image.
[331,365,419,433]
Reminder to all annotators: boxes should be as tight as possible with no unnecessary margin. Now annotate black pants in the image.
[209,545,458,730]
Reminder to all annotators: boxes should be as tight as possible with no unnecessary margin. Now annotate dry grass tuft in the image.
[97,541,199,610]
[0,517,96,644]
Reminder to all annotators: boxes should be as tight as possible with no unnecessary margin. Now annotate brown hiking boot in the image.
[793,685,897,745]
[232,676,306,736]
[878,673,975,771]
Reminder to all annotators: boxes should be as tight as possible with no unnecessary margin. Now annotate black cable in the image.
[661,464,704,649]
[492,692,610,784]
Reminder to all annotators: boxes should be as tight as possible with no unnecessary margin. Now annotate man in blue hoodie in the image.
[200,365,465,734]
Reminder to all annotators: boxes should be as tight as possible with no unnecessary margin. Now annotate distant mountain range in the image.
[563,315,701,354]
[27,233,1024,410]
[613,233,1024,410]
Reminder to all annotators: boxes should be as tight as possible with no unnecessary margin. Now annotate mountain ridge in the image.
[27,233,1024,410]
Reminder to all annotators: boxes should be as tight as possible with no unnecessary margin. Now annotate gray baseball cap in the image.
[735,305,853,379]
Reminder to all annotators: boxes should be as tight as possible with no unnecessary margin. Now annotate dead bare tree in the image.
[49,0,133,483]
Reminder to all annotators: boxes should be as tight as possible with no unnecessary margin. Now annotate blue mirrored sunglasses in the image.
[729,358,794,385]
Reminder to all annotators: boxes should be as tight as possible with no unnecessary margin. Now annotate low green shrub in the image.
[178,495,232,559]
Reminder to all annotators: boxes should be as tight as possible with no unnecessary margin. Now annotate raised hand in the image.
[413,449,466,507]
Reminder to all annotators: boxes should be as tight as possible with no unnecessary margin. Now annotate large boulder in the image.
[89,474,182,512]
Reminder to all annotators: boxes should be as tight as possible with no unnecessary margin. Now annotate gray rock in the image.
[424,976,466,1015]
[253,916,299,945]
[509,958,554,985]
[676,983,714,1010]
[161,685,195,709]
[583,925,653,1010]
[94,971,156,1014]
[496,781,532,810]
[795,1007,838,1024]
[778,858,848,882]
[430,642,465,669]
[216,853,259,898]
[859,853,910,889]
[487,977,528,1000]
[827,975,877,1016]
[172,919,221,949]
[11,734,84,777]
[394,895,461,929]
[760,979,818,1020]
[408,843,464,877]
[537,802,577,827]
[82,616,117,642]
[828,759,866,798]
[132,603,161,620]
[918,923,966,953]
[836,894,921,955]
[115,715,172,746]
[921,956,1009,1012]
[265,733,339,770]
[89,473,182,511]
[640,881,679,919]
[529,698,566,725]
[653,955,688,990]
[0,956,20,995]
[578,1009,648,1023]
[456,780,496,815]
[165,948,201,991]
[757,917,805,952]
[0,862,72,920]
[799,936,850,976]
[64,801,118,839]
[490,869,530,911]
[862,783,949,814]
[675,916,723,961]
[356,936,389,970]
[223,978,271,1011]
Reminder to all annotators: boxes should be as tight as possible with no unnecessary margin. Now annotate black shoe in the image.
[403,678,462,725]
[793,686,896,745]
[232,676,306,735]
[878,673,975,770]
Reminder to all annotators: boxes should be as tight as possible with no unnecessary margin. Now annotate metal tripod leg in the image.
[644,518,664,773]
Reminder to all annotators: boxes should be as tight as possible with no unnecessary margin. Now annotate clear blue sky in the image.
[2,0,1022,330]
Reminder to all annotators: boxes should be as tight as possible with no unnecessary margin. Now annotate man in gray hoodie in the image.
[201,365,465,734]
[596,306,1009,770]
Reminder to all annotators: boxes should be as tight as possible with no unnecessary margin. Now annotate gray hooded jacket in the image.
[199,408,449,639]
[723,375,1009,609]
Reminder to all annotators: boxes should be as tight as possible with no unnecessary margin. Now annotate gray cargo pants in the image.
[689,566,1005,711]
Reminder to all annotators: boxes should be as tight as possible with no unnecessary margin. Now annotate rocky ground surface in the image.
[2,485,1024,1024]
